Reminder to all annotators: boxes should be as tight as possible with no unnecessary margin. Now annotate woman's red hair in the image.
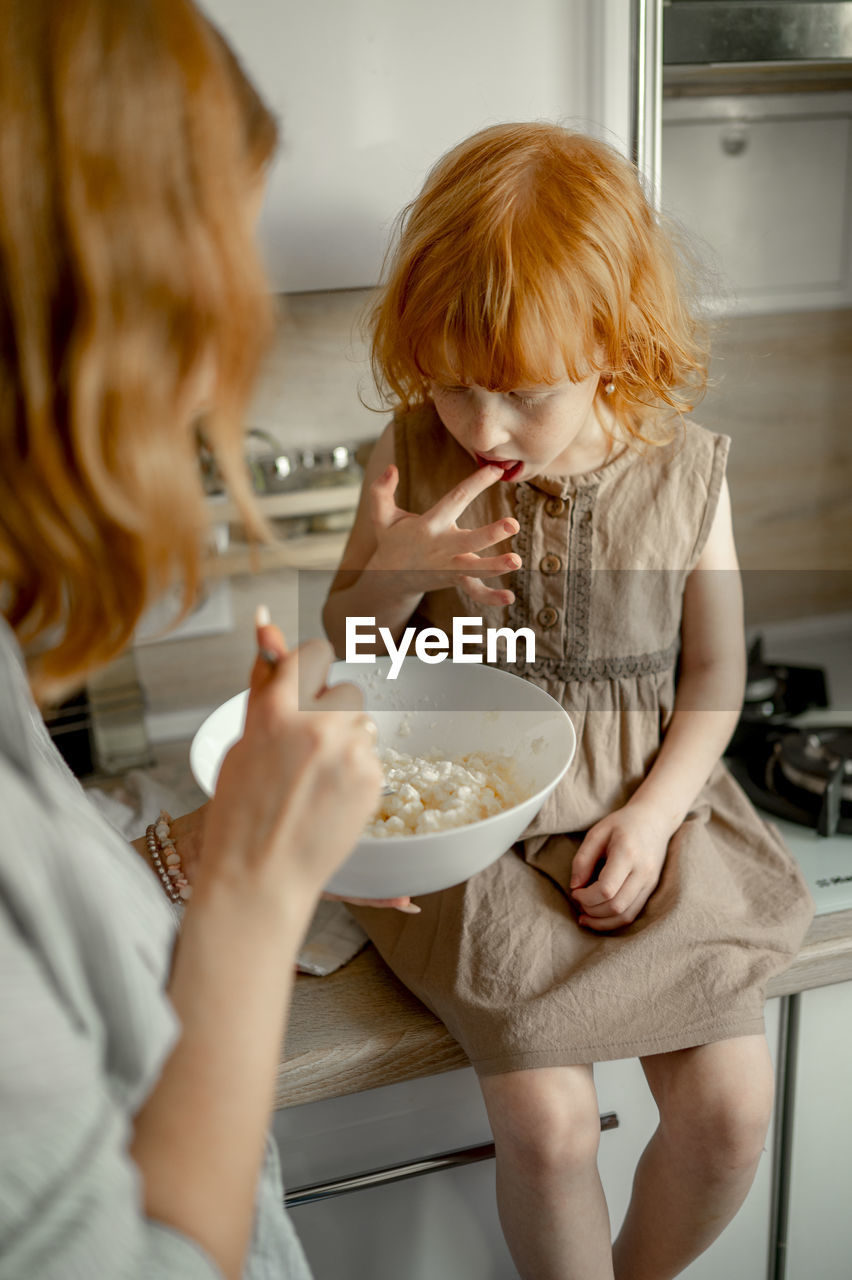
[0,0,277,700]
[370,122,708,438]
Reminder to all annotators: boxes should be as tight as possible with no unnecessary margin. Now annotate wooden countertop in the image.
[274,907,852,1110]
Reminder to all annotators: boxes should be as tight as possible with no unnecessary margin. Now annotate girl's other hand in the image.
[368,463,522,607]
[568,802,673,931]
[197,614,383,912]
[323,891,421,915]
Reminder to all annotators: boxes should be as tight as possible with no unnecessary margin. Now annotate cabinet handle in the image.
[284,1112,619,1207]
[721,124,749,157]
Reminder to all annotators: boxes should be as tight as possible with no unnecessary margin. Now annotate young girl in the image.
[323,123,814,1280]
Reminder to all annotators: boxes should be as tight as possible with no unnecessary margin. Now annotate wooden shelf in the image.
[204,483,360,574]
[208,531,349,575]
[207,484,361,524]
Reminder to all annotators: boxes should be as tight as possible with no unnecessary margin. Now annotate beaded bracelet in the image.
[145,809,192,904]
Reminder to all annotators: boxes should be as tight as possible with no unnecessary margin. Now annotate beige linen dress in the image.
[349,404,814,1075]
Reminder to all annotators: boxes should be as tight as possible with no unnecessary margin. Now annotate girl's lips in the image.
[476,455,523,481]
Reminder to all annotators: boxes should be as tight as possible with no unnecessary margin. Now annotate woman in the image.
[0,3,382,1277]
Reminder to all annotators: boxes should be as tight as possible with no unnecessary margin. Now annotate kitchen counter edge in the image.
[274,908,852,1110]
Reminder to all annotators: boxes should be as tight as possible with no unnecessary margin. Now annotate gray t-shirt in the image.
[0,619,312,1279]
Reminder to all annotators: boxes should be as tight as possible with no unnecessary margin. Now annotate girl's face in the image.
[428,370,606,482]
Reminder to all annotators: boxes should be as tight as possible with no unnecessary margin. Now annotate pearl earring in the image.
[603,378,615,396]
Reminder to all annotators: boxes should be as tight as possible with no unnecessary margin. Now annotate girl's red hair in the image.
[370,123,708,438]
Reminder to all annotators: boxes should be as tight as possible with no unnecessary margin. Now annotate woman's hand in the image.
[368,463,521,607]
[569,801,674,931]
[196,618,383,912]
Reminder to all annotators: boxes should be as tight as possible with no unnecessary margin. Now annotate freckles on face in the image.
[428,372,603,475]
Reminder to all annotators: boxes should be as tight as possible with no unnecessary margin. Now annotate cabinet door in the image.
[661,95,852,314]
[785,982,852,1279]
[275,1067,518,1280]
[276,1062,653,1280]
[200,0,632,291]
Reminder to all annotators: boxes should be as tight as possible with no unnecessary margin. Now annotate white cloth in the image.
[85,776,369,976]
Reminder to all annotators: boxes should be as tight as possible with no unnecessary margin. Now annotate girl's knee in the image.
[654,1041,774,1172]
[481,1066,602,1174]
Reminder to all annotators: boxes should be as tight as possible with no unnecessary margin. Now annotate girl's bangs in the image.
[413,286,600,391]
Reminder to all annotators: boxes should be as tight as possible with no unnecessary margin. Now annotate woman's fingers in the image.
[283,637,336,709]
[252,608,366,714]
[251,604,288,690]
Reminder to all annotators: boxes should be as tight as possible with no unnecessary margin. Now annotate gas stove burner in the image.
[727,635,830,758]
[727,722,852,838]
[774,728,852,802]
[741,635,829,721]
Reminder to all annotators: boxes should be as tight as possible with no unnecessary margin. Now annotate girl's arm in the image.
[323,422,521,657]
[570,479,746,930]
[323,425,422,656]
[625,475,745,828]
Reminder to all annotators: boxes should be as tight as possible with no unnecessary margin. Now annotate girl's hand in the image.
[323,891,421,916]
[368,463,522,607]
[197,618,383,911]
[569,802,674,931]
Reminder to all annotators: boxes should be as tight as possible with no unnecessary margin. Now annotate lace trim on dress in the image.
[567,486,596,666]
[499,643,680,684]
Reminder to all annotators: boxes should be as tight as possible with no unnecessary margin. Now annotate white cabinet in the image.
[274,999,781,1279]
[661,92,852,315]
[785,982,852,1279]
[274,1067,519,1279]
[199,1,632,291]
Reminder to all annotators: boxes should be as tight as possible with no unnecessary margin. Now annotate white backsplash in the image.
[248,289,384,450]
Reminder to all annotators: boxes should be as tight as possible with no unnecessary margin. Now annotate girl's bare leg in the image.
[612,1035,774,1280]
[479,1064,615,1280]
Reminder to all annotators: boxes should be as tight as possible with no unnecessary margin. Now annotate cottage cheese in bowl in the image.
[367,747,528,837]
[190,657,576,899]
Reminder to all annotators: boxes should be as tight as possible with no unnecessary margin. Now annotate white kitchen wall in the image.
[200,0,632,290]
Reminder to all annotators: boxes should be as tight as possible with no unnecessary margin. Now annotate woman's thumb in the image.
[250,604,288,692]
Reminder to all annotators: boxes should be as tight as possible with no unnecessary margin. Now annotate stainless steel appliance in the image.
[664,2,852,67]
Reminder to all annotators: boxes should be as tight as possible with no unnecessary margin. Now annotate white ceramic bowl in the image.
[190,658,576,899]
